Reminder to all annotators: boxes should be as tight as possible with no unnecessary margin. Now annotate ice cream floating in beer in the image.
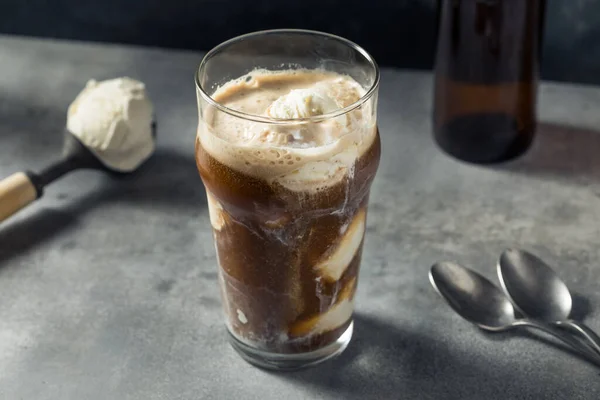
[195,28,381,371]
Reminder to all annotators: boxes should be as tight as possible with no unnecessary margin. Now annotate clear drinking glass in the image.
[195,29,380,370]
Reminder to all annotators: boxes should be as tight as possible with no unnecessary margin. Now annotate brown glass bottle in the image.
[433,0,546,163]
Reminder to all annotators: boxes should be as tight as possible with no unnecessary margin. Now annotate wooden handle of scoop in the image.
[0,172,39,222]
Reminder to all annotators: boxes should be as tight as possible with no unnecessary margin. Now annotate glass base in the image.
[228,321,353,371]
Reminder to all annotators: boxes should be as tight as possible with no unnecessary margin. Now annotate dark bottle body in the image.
[433,0,546,163]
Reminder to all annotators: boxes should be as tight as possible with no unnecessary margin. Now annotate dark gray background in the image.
[1,0,600,85]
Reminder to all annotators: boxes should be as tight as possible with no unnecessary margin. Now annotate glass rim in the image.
[194,29,380,125]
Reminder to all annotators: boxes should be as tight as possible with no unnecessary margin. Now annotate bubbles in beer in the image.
[195,69,380,352]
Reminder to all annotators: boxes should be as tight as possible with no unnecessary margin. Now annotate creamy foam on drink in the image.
[198,69,377,192]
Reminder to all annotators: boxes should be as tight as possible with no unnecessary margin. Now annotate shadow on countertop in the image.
[500,122,600,184]
[570,293,594,322]
[0,148,205,267]
[277,313,595,399]
[108,148,206,207]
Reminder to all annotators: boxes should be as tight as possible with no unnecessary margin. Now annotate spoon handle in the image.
[515,319,600,367]
[0,172,42,222]
[556,320,600,356]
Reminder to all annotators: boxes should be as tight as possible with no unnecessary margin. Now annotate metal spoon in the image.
[498,248,600,356]
[429,261,600,366]
[0,123,156,223]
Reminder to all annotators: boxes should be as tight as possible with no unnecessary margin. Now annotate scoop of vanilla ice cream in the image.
[266,87,339,119]
[67,77,155,172]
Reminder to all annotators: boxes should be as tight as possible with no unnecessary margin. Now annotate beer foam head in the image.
[197,69,376,192]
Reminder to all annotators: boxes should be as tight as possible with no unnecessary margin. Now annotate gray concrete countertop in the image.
[1,35,600,399]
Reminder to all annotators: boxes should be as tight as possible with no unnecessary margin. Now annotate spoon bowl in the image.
[498,248,600,356]
[430,261,516,330]
[498,249,571,321]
